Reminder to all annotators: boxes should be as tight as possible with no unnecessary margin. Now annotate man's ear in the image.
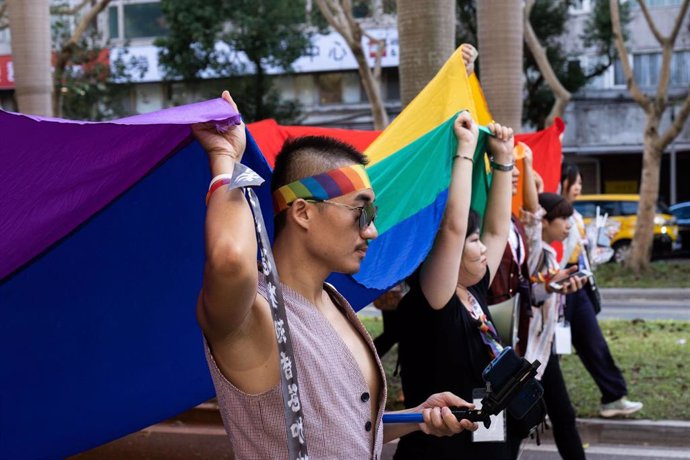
[287,199,314,231]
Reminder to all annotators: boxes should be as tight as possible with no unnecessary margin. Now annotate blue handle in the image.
[382,413,424,423]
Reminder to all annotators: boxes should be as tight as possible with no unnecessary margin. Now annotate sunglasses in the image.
[305,199,378,231]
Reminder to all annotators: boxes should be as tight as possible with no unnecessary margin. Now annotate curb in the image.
[542,418,690,448]
[600,288,690,301]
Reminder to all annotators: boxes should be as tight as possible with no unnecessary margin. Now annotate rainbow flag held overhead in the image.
[350,46,493,291]
[0,46,494,458]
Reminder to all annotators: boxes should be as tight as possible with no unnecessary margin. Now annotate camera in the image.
[382,347,543,428]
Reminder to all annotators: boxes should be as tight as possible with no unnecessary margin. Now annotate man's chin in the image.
[335,261,362,276]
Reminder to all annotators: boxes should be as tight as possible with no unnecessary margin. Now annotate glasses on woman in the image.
[305,199,377,231]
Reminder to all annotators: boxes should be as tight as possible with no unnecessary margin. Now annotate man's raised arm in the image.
[194,91,259,340]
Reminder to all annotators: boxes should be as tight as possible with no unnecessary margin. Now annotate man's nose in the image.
[361,222,378,240]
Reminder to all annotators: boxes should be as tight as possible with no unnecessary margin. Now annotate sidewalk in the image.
[71,402,690,459]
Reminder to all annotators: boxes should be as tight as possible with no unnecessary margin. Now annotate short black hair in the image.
[271,136,368,233]
[561,162,580,195]
[467,209,481,237]
[539,192,574,221]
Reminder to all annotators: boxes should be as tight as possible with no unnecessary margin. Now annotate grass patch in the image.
[360,317,690,419]
[595,260,690,288]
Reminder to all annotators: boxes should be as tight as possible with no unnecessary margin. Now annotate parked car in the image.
[574,194,680,263]
[669,201,690,252]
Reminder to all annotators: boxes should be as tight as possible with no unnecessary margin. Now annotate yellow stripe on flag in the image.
[469,73,493,126]
[365,47,478,165]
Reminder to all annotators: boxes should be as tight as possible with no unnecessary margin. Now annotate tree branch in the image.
[525,0,535,16]
[362,30,384,79]
[656,46,673,109]
[654,0,688,113]
[610,0,652,112]
[658,93,690,149]
[314,0,388,129]
[64,0,111,49]
[669,0,690,43]
[50,0,91,16]
[523,5,571,124]
[315,0,353,43]
[0,2,6,18]
[637,0,665,45]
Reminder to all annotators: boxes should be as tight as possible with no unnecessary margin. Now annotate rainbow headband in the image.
[272,164,372,214]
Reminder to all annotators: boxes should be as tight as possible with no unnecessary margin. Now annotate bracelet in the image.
[453,154,474,163]
[490,160,514,172]
[205,173,234,205]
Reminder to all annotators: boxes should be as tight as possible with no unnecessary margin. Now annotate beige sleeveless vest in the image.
[204,274,387,459]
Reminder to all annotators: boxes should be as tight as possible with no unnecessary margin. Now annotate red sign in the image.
[0,50,110,90]
[0,55,14,89]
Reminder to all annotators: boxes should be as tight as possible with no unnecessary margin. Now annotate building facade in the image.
[1,0,688,202]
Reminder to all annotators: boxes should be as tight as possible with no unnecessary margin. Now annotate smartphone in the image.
[482,347,522,392]
[548,269,592,292]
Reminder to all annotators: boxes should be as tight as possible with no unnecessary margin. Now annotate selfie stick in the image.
[383,359,541,429]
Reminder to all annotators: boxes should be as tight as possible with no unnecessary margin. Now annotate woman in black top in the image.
[394,114,518,460]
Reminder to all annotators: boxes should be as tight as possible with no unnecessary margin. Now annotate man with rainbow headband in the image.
[193,91,477,459]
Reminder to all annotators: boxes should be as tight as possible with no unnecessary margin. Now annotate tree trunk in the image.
[397,0,455,107]
[351,39,388,130]
[627,113,662,272]
[7,0,52,116]
[477,0,524,129]
[314,0,390,129]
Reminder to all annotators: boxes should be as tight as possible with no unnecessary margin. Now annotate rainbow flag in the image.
[349,46,492,291]
[0,47,493,458]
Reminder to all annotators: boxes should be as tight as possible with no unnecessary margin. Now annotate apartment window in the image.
[634,53,661,87]
[671,50,690,86]
[109,1,168,41]
[108,6,119,39]
[385,68,400,101]
[632,51,690,87]
[124,3,168,39]
[613,58,627,86]
[316,73,343,104]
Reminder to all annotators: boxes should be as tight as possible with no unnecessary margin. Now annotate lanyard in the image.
[224,163,309,460]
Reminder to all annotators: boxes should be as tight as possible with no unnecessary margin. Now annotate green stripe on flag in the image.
[367,114,491,235]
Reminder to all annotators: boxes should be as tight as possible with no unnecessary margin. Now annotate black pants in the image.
[566,289,627,404]
[541,355,586,460]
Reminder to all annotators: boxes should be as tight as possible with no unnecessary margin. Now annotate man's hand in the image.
[453,111,479,153]
[416,391,478,436]
[192,91,246,163]
[487,121,515,165]
[460,43,478,76]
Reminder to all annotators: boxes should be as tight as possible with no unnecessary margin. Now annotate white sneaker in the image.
[600,397,643,418]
